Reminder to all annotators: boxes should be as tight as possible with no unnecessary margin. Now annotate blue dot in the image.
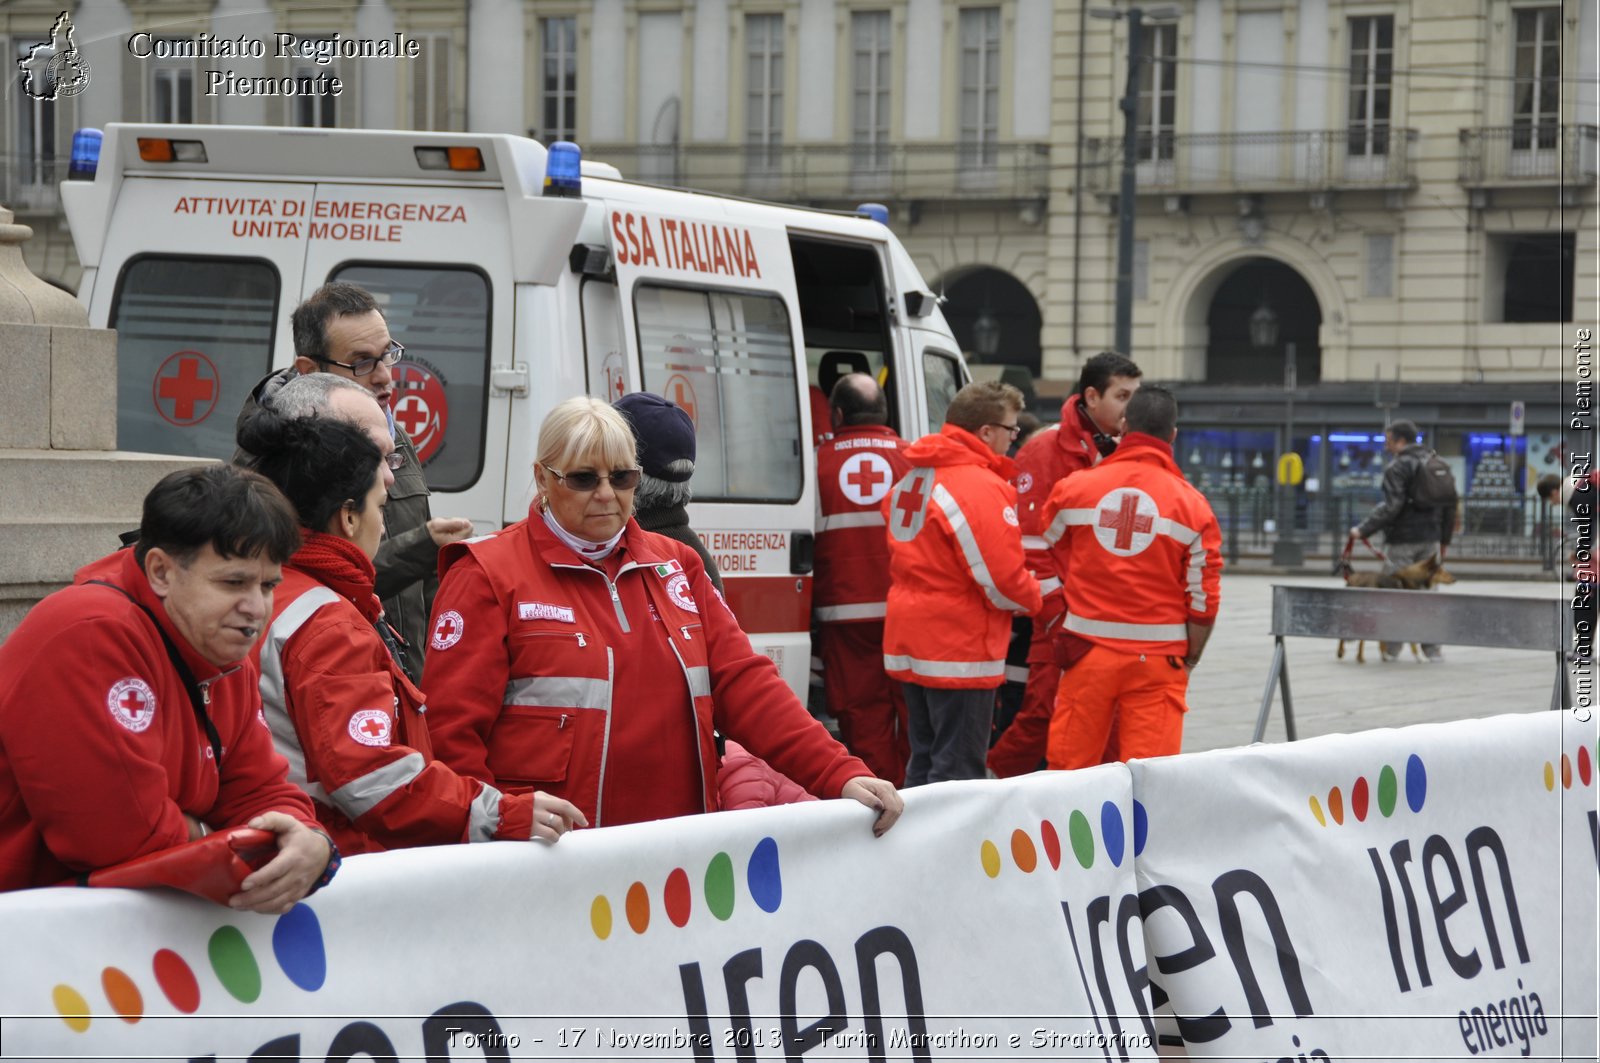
[271,904,326,992]
[1405,754,1427,813]
[1132,800,1149,857]
[1100,801,1125,867]
[746,837,783,914]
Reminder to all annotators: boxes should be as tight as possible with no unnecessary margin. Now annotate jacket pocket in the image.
[487,706,578,787]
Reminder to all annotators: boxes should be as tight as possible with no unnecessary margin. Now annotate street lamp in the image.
[1091,4,1181,358]
[1251,299,1304,566]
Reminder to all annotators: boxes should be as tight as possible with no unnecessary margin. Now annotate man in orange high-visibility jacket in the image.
[814,374,913,784]
[1040,386,1222,769]
[885,382,1043,784]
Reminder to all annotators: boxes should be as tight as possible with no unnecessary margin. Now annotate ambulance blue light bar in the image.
[544,141,582,198]
[856,203,890,225]
[69,128,103,180]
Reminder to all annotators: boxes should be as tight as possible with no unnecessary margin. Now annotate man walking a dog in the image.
[1349,419,1458,662]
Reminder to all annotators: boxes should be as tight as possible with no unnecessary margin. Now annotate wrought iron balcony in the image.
[1458,125,1598,188]
[583,141,1050,204]
[1083,129,1419,195]
[0,155,65,215]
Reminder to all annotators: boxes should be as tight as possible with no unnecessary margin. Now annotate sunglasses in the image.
[316,340,405,377]
[544,466,642,492]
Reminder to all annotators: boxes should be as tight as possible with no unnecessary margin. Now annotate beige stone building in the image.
[3,0,1593,553]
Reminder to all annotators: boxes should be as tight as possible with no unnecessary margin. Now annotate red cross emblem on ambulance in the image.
[392,361,449,464]
[1092,488,1159,557]
[153,351,220,427]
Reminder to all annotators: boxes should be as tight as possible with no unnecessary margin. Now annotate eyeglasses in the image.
[382,450,406,472]
[316,340,405,377]
[544,466,642,492]
[987,422,1023,441]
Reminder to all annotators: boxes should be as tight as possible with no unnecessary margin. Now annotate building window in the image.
[1492,232,1574,323]
[958,8,999,173]
[149,41,195,124]
[1347,16,1393,158]
[411,34,452,130]
[11,47,58,190]
[540,17,577,142]
[1137,23,1177,163]
[293,41,337,128]
[1365,233,1395,298]
[851,11,892,180]
[1512,7,1560,151]
[746,14,784,173]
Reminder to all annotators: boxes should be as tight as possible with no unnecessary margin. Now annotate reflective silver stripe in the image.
[1021,535,1049,551]
[503,675,609,710]
[1004,664,1030,684]
[467,784,503,842]
[595,647,616,827]
[685,665,712,700]
[818,511,887,533]
[1043,507,1098,546]
[257,586,342,805]
[327,752,425,820]
[883,653,1006,680]
[1039,577,1063,596]
[1065,613,1188,642]
[930,482,1027,613]
[814,601,887,622]
[664,641,709,813]
[1154,516,1209,613]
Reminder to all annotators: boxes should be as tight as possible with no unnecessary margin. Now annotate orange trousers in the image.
[1046,645,1188,770]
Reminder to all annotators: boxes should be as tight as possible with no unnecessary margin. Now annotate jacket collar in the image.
[831,423,902,443]
[1102,432,1181,476]
[906,422,1017,480]
[525,508,676,570]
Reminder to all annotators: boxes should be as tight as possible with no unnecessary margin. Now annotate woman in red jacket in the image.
[422,396,903,834]
[240,410,585,853]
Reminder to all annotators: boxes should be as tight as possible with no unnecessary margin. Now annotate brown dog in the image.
[1337,554,1457,663]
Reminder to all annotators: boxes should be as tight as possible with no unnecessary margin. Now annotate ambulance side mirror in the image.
[789,531,814,576]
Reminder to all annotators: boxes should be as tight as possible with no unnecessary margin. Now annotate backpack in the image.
[1408,450,1458,509]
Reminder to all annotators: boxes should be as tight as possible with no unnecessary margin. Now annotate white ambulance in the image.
[61,123,967,696]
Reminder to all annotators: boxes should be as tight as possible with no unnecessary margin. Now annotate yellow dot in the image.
[1308,795,1326,827]
[1544,762,1556,792]
[979,840,1001,878]
[590,895,613,940]
[52,984,90,1033]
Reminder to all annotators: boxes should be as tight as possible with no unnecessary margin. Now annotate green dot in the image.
[1377,764,1398,818]
[704,852,735,921]
[1068,810,1095,869]
[208,926,261,1004]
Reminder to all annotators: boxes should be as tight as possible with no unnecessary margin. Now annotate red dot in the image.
[1579,745,1593,787]
[151,950,199,1014]
[625,882,650,934]
[1351,777,1370,822]
[663,868,691,928]
[1040,820,1062,870]
[1328,787,1345,825]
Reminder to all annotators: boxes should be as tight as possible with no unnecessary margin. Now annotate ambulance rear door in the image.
[299,183,514,531]
[90,176,311,460]
[601,191,816,696]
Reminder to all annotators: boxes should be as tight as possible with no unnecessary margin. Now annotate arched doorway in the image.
[1205,259,1321,385]
[940,267,1043,377]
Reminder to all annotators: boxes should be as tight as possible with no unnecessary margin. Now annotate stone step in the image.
[0,519,144,587]
[0,450,213,522]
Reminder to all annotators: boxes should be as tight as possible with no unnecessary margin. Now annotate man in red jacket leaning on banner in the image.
[884,382,1043,784]
[814,373,913,784]
[0,465,335,910]
[988,351,1141,777]
[1040,386,1223,768]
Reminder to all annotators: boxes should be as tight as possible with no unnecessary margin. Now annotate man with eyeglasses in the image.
[883,381,1042,785]
[235,283,473,682]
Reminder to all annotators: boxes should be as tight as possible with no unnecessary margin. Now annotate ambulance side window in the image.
[634,284,802,503]
[109,256,279,460]
[331,264,490,492]
[924,349,963,430]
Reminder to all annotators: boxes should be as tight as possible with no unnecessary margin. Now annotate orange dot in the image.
[1561,754,1573,789]
[1010,829,1038,873]
[101,967,142,1024]
[1327,787,1345,825]
[625,881,650,934]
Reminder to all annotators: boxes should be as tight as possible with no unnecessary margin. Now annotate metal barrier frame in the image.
[1253,585,1567,742]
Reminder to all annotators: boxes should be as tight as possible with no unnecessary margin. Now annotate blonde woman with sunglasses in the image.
[422,396,903,837]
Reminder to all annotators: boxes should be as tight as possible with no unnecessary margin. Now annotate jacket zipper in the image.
[516,629,589,648]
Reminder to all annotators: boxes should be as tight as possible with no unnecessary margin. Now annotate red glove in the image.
[66,829,279,906]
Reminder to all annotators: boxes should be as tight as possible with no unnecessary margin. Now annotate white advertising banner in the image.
[0,766,1150,1061]
[1129,710,1597,1062]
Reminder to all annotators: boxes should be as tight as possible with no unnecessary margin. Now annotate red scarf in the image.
[288,531,382,625]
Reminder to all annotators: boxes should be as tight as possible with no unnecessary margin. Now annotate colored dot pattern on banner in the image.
[590,838,784,939]
[50,904,326,1033]
[976,800,1143,878]
[1308,755,1427,827]
[1543,741,1597,792]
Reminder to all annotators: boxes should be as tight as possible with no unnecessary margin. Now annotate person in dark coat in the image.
[613,392,724,593]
